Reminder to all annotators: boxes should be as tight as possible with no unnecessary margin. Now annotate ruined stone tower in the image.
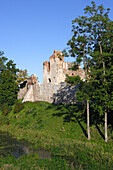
[18,50,86,104]
[43,50,85,84]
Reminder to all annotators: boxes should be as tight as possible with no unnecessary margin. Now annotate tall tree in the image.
[63,11,91,140]
[84,1,113,142]
[64,1,113,142]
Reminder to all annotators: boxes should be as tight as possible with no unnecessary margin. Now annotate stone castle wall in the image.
[22,83,78,104]
[18,86,27,100]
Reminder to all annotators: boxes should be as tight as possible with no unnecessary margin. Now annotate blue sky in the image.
[0,0,113,83]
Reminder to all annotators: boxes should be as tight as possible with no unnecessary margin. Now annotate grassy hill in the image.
[0,101,113,169]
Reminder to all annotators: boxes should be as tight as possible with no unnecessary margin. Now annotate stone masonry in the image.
[18,50,85,104]
[43,50,85,84]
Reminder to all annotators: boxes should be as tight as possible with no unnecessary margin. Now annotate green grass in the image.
[0,101,113,169]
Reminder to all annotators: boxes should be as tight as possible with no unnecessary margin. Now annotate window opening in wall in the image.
[48,78,51,83]
[20,81,27,89]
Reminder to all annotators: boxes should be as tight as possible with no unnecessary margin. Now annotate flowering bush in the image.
[14,102,24,113]
[1,104,12,116]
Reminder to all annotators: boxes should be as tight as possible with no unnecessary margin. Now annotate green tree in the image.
[0,70,19,105]
[0,51,19,106]
[63,9,92,140]
[0,51,7,72]
[84,1,113,142]
[64,1,113,142]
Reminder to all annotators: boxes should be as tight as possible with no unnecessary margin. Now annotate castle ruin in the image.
[18,50,85,104]
[43,50,85,84]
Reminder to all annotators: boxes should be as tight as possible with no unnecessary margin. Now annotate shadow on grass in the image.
[47,103,111,140]
[49,104,88,138]
[76,116,88,138]
[96,124,105,140]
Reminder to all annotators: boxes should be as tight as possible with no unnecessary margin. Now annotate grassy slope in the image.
[0,101,113,169]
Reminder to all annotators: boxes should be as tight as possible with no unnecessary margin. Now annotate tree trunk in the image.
[103,61,108,142]
[99,42,108,142]
[105,110,108,142]
[83,46,91,140]
[87,100,91,140]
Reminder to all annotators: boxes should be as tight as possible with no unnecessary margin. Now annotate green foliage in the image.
[66,74,82,86]
[63,1,113,141]
[0,115,9,125]
[0,70,19,105]
[0,51,7,72]
[13,102,24,114]
[64,0,113,107]
[0,51,19,106]
[83,2,113,115]
[1,103,12,116]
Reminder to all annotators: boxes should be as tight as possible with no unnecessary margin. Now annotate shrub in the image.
[1,103,12,116]
[0,115,9,125]
[14,102,24,113]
